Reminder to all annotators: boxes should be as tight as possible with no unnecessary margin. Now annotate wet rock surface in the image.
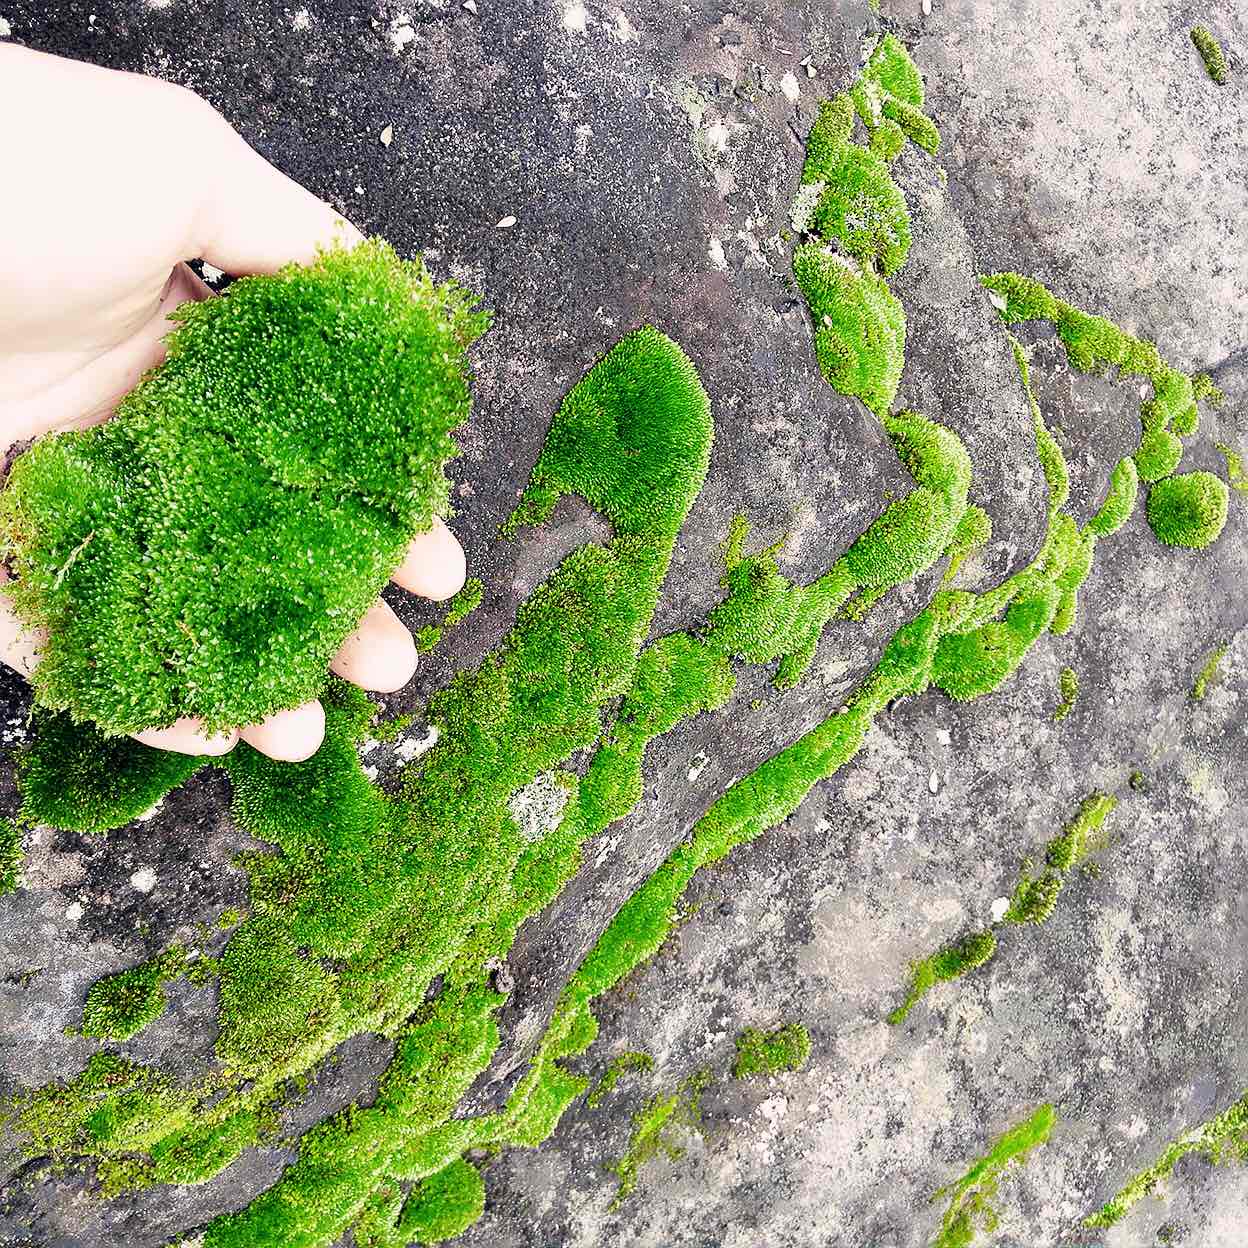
[1,0,1246,1245]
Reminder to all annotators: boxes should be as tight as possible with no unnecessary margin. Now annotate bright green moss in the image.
[732,1023,811,1078]
[587,1051,654,1109]
[809,145,912,276]
[415,625,442,653]
[369,712,415,743]
[1191,26,1229,84]
[800,94,855,183]
[13,1051,194,1165]
[17,710,206,834]
[401,1158,486,1244]
[792,247,906,415]
[80,946,187,1042]
[933,1105,1056,1248]
[943,506,992,584]
[870,117,908,163]
[0,240,488,736]
[1086,1090,1248,1228]
[443,576,484,627]
[151,1112,260,1186]
[1134,427,1183,483]
[1193,373,1225,405]
[888,930,996,1025]
[1215,442,1248,494]
[607,1068,709,1208]
[864,34,926,108]
[1087,457,1139,536]
[1053,666,1079,721]
[1006,335,1068,512]
[1146,471,1229,548]
[0,819,22,895]
[1192,644,1227,700]
[882,97,941,154]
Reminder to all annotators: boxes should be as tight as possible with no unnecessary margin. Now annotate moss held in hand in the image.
[0,240,488,736]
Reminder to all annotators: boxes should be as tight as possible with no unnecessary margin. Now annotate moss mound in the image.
[1146,471,1229,548]
[0,240,488,735]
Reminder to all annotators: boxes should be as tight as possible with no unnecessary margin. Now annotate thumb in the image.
[189,103,363,276]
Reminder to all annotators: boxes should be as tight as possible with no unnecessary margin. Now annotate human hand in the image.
[0,45,466,762]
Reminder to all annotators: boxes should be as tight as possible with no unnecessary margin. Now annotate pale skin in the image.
[0,45,467,762]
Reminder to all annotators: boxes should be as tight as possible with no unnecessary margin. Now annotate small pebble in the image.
[928,769,939,794]
[991,897,1009,922]
[463,0,477,11]
[496,215,517,228]
[922,0,932,14]
[130,868,157,893]
[380,124,394,147]
[65,901,84,922]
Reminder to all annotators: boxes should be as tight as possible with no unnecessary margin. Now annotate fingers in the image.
[391,517,467,602]
[2,263,213,448]
[239,700,326,763]
[0,591,44,678]
[330,599,418,692]
[131,718,239,757]
[189,101,363,277]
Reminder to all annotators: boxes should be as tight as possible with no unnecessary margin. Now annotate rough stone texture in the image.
[1,0,1246,1246]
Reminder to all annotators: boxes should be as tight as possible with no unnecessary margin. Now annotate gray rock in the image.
[0,1,1245,1246]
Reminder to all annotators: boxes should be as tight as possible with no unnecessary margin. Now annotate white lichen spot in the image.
[986,287,1008,313]
[936,728,952,746]
[759,1095,789,1124]
[789,180,824,233]
[65,901,84,922]
[463,0,478,11]
[509,773,571,841]
[496,215,517,228]
[573,122,593,154]
[0,16,11,37]
[380,124,394,147]
[922,0,932,13]
[990,896,1009,922]
[688,752,710,782]
[705,119,731,155]
[928,769,939,794]
[145,0,173,8]
[562,1,588,35]
[200,261,225,285]
[779,71,800,103]
[364,764,379,780]
[394,724,440,763]
[612,10,634,41]
[130,867,158,893]
[290,8,312,30]
[708,237,727,270]
[388,14,416,52]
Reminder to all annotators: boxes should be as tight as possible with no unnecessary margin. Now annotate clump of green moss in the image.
[587,1051,654,1109]
[80,946,188,1042]
[1054,666,1079,721]
[1,240,487,736]
[1191,644,1227,700]
[0,819,22,895]
[792,248,906,416]
[1086,1090,1248,1229]
[1191,26,1229,84]
[732,1023,811,1078]
[890,794,1115,1021]
[607,1068,710,1208]
[411,577,485,655]
[792,35,938,414]
[369,711,415,744]
[1214,442,1248,494]
[889,930,997,1025]
[1087,457,1139,536]
[932,1105,1056,1247]
[1146,471,1229,548]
